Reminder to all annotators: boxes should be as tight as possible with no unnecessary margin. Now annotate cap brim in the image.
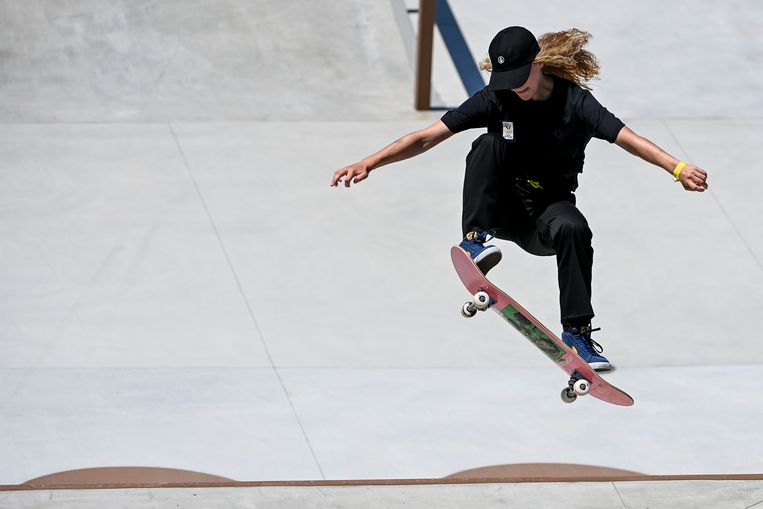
[488,62,533,91]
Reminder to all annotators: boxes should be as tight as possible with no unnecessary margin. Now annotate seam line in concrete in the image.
[612,481,628,508]
[661,119,763,273]
[167,123,327,480]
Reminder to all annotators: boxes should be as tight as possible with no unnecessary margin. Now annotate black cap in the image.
[487,26,540,91]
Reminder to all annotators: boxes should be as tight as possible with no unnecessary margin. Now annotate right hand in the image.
[330,162,371,188]
[677,164,709,192]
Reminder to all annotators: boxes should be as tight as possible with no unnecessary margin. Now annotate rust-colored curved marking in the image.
[451,246,634,406]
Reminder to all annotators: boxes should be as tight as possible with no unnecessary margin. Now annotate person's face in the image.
[511,63,543,101]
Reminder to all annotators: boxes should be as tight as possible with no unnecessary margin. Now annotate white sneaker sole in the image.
[590,361,613,372]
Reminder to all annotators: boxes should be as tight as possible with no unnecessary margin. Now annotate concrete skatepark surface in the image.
[1,0,763,506]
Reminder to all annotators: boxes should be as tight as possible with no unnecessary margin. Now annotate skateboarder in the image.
[330,26,708,371]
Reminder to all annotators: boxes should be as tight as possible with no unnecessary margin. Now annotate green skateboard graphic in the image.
[500,306,565,362]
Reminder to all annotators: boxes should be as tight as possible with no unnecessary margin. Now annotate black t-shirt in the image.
[441,75,624,190]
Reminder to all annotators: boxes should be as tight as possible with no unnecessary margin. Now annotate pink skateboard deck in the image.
[451,246,634,406]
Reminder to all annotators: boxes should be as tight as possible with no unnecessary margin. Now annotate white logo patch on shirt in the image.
[502,121,514,140]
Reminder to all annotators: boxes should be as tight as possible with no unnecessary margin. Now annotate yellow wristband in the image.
[673,161,687,182]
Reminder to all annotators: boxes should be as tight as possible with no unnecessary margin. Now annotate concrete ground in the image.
[1,0,762,506]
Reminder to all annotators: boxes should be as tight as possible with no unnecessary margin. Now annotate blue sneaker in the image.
[459,230,502,274]
[562,326,612,371]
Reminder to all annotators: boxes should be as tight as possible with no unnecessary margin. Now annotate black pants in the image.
[461,133,594,326]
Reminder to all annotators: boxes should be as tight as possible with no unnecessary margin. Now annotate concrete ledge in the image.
[3,473,763,491]
[1,478,762,509]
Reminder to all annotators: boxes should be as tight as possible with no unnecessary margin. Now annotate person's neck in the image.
[533,73,554,101]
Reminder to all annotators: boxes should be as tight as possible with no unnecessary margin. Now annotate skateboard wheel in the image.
[573,379,591,396]
[473,291,490,310]
[461,302,477,318]
[561,388,577,404]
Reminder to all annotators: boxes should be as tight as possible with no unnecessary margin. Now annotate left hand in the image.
[678,165,709,192]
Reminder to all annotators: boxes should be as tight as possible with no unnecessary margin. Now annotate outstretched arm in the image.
[330,120,453,188]
[615,126,708,192]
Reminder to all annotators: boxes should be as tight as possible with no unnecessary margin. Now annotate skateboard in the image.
[451,246,634,406]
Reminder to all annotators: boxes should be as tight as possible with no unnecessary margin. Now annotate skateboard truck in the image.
[561,370,592,403]
[460,289,493,318]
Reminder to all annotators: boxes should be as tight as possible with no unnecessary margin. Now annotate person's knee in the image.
[477,132,505,143]
[470,132,506,152]
[554,217,592,243]
[465,132,511,174]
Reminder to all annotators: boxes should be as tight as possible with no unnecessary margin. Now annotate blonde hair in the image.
[480,28,600,89]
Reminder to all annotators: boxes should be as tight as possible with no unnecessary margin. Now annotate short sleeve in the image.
[577,91,625,143]
[440,88,492,134]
